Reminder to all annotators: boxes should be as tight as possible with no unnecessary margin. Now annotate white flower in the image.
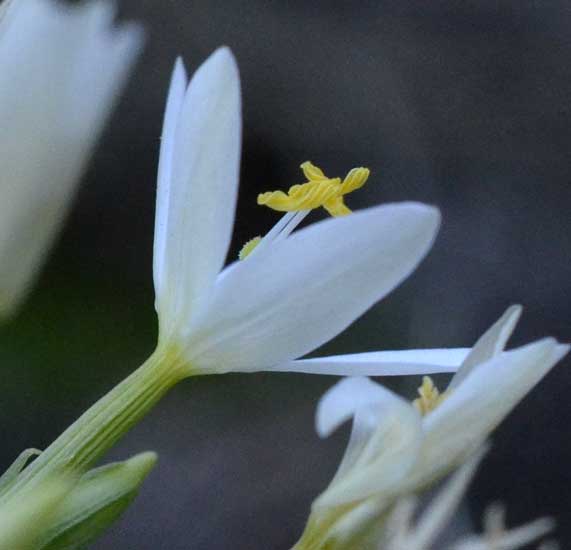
[3,45,441,500]
[292,307,567,549]
[0,0,142,316]
[152,47,441,376]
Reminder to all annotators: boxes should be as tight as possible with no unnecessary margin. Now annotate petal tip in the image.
[526,337,569,365]
[397,201,442,234]
[506,303,523,321]
[173,56,188,77]
[118,20,145,51]
[422,203,442,229]
[204,45,239,77]
[315,377,382,438]
[554,342,571,361]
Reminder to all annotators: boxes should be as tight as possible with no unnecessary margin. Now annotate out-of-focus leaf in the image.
[0,476,72,550]
[38,451,157,550]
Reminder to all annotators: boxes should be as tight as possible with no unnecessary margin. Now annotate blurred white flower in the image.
[383,451,554,550]
[152,48,441,376]
[292,307,568,549]
[0,0,143,317]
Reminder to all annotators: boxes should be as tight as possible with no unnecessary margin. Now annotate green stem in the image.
[2,344,186,500]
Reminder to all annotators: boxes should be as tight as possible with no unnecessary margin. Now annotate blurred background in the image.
[1,1,571,548]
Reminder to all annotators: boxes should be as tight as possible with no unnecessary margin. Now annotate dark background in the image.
[1,1,571,548]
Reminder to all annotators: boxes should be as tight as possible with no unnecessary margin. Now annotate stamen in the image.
[263,211,297,242]
[300,161,327,181]
[276,210,309,241]
[413,376,448,415]
[340,167,370,195]
[239,211,310,260]
[257,161,370,217]
[238,236,262,260]
[323,196,352,217]
[244,162,370,261]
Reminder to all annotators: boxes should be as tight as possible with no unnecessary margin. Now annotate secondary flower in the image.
[0,0,142,317]
[293,306,568,549]
[4,47,441,498]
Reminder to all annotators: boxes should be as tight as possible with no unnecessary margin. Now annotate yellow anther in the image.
[323,196,352,217]
[257,178,340,212]
[238,236,262,260]
[257,161,370,217]
[340,167,370,195]
[413,376,448,416]
[300,161,327,182]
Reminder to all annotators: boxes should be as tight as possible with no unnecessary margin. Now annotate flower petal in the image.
[66,3,143,136]
[270,348,471,376]
[153,59,188,306]
[316,377,400,438]
[449,305,522,390]
[155,47,241,337]
[0,0,141,317]
[414,338,569,486]
[315,382,422,508]
[185,202,440,372]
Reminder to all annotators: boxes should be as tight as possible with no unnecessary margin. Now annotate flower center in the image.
[239,161,370,260]
[257,161,370,217]
[413,376,448,415]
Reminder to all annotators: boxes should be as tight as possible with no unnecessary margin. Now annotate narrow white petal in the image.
[449,305,522,389]
[153,59,188,303]
[185,202,440,373]
[270,348,471,376]
[156,47,241,336]
[414,339,569,485]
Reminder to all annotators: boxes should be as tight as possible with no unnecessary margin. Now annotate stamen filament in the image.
[276,210,309,241]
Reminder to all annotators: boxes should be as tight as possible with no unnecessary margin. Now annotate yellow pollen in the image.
[413,376,448,415]
[257,161,370,217]
[238,236,262,260]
